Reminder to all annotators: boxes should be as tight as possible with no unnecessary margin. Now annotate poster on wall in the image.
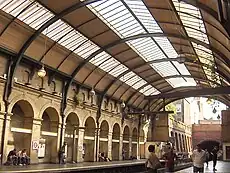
[38,143,46,158]
[32,140,39,150]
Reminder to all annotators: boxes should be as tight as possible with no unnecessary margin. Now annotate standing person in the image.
[145,145,161,173]
[205,149,210,167]
[212,146,218,171]
[163,147,176,173]
[59,142,67,164]
[191,144,206,173]
[122,148,126,160]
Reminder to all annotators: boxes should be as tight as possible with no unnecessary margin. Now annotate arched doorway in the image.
[132,128,138,158]
[123,125,130,160]
[199,140,220,152]
[40,107,59,163]
[99,120,109,158]
[140,129,145,159]
[65,112,79,163]
[84,117,96,162]
[179,134,182,152]
[175,132,179,151]
[112,123,120,161]
[9,100,34,157]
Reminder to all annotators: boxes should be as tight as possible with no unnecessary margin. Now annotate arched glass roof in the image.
[0,0,229,109]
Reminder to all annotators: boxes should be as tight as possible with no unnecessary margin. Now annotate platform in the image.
[0,160,145,173]
[176,161,230,173]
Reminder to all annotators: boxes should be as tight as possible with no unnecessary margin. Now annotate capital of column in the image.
[0,112,12,120]
[108,131,113,136]
[78,127,85,133]
[32,118,43,125]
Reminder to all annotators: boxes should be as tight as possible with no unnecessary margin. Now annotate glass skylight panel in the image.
[1,0,55,30]
[132,80,147,90]
[172,62,195,76]
[140,85,160,96]
[109,64,128,77]
[153,37,178,58]
[3,0,32,16]
[86,0,146,38]
[151,62,179,77]
[86,0,195,88]
[120,72,136,82]
[125,76,144,88]
[0,0,160,96]
[124,0,162,33]
[172,0,220,86]
[90,52,111,66]
[168,78,196,88]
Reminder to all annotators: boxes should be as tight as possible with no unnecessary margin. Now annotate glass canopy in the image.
[86,0,197,88]
[1,0,222,97]
[172,0,221,86]
[0,0,159,96]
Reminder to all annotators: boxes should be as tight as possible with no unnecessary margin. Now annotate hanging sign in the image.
[32,140,39,150]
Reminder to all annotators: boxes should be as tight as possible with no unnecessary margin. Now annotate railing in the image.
[168,117,192,133]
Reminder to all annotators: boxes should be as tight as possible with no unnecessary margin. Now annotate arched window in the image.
[50,81,56,94]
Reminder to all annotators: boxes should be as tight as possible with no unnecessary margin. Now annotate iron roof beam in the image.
[146,86,230,100]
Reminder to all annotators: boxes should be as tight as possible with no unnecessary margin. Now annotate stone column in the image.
[30,118,42,164]
[0,112,12,163]
[107,130,113,160]
[72,126,78,163]
[137,137,140,160]
[129,135,132,158]
[77,127,85,162]
[119,134,123,160]
[94,128,100,162]
[49,121,59,163]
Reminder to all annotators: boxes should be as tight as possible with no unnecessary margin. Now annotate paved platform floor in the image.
[0,160,145,173]
[176,161,230,173]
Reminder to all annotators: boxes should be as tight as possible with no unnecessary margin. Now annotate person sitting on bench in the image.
[5,149,17,165]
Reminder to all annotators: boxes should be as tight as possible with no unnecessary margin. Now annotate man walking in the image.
[191,144,206,173]
[212,146,218,171]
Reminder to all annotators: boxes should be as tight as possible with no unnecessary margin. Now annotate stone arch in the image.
[8,94,37,117]
[99,120,109,157]
[132,127,138,158]
[123,125,130,141]
[198,140,220,152]
[84,116,96,162]
[175,132,179,151]
[65,112,80,163]
[123,125,130,160]
[112,123,120,161]
[140,129,145,159]
[8,99,35,160]
[39,103,60,122]
[0,99,4,112]
[40,106,59,163]
[82,116,96,128]
[132,128,138,142]
[100,120,109,138]
[41,107,59,132]
[64,108,83,127]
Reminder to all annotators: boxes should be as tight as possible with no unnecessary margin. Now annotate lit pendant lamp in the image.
[89,87,95,96]
[37,64,46,78]
[121,100,125,108]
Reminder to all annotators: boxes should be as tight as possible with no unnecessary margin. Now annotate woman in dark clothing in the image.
[212,146,218,171]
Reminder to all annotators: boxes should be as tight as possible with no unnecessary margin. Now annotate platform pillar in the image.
[77,127,85,162]
[129,135,132,158]
[107,130,112,160]
[0,112,11,163]
[30,118,42,164]
[119,134,123,160]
